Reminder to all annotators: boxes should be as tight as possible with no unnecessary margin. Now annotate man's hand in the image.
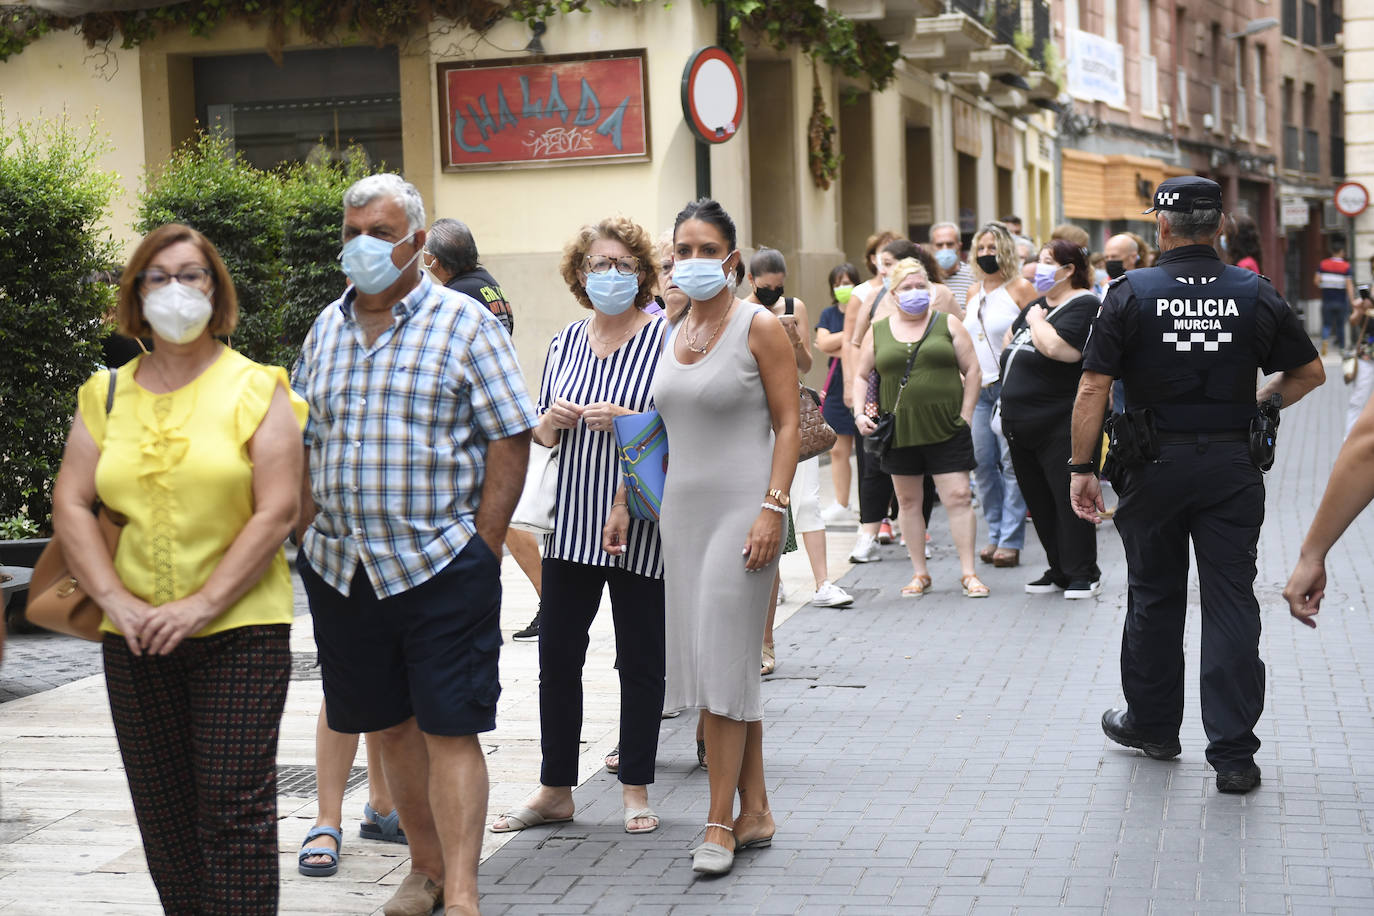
[1070,472,1104,522]
[1282,554,1325,628]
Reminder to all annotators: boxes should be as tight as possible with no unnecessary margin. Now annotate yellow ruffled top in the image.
[77,348,308,637]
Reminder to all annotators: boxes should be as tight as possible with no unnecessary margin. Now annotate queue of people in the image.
[47,169,1366,916]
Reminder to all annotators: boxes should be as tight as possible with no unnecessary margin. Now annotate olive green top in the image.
[874,312,966,447]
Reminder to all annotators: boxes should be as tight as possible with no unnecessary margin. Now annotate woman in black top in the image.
[999,239,1102,599]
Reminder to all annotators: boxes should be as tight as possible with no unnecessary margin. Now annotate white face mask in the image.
[143,282,214,344]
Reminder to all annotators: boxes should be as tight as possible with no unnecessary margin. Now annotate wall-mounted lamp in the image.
[1225,17,1279,40]
[525,20,547,55]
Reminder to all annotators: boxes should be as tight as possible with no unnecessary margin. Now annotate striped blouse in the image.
[538,315,666,578]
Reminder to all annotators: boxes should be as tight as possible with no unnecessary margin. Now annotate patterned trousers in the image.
[103,625,290,916]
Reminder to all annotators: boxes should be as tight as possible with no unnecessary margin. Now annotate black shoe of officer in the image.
[1100,708,1182,760]
[1215,763,1262,794]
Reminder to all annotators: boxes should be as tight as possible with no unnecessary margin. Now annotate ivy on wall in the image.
[0,0,901,92]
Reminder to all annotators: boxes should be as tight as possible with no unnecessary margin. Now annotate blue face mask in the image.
[896,288,931,316]
[673,256,733,301]
[340,232,419,295]
[585,269,640,315]
[1033,263,1060,293]
[934,248,958,271]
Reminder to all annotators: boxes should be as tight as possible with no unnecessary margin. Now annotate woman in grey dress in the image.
[607,198,799,875]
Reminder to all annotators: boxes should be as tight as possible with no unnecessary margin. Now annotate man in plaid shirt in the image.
[292,174,536,916]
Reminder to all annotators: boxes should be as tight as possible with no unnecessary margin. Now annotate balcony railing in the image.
[1284,124,1301,170]
[1305,128,1320,174]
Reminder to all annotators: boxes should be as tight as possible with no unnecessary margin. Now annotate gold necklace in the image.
[589,316,640,348]
[683,302,733,354]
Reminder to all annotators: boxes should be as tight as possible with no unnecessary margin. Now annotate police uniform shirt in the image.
[1082,244,1317,417]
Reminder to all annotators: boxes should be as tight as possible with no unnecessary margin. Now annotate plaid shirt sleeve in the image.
[289,322,318,445]
[465,309,539,441]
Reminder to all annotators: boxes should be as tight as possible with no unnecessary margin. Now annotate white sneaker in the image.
[820,503,859,525]
[924,541,933,559]
[811,580,854,608]
[848,533,881,563]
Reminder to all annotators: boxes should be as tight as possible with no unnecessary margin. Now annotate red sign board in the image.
[437,51,651,170]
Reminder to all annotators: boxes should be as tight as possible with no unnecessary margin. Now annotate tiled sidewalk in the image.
[4,360,1373,914]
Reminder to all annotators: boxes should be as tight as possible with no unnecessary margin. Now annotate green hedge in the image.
[139,135,381,369]
[0,113,119,533]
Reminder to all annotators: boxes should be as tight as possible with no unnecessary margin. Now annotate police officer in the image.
[1067,176,1325,794]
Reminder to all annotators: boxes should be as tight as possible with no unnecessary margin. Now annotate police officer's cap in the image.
[1143,176,1224,214]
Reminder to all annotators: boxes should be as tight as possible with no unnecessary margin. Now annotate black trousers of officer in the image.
[1112,437,1265,770]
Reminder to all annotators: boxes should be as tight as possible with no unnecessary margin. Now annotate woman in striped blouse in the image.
[491,217,667,836]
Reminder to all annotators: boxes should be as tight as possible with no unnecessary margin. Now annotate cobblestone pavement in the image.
[477,365,1374,915]
[3,362,1372,914]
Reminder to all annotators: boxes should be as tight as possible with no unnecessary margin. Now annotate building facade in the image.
[0,2,1059,385]
[1053,0,1346,313]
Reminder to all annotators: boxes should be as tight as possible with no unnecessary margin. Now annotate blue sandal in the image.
[297,825,342,877]
[359,802,407,844]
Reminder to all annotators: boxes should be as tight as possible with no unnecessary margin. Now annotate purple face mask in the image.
[1033,263,1060,293]
[896,287,931,316]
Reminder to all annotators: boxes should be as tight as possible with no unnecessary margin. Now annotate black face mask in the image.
[1105,259,1126,279]
[755,285,784,307]
[976,254,1000,276]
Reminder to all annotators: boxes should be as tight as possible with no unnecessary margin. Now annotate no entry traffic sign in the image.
[681,46,744,144]
[1334,181,1369,218]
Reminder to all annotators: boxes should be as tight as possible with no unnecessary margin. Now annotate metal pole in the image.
[695,139,711,200]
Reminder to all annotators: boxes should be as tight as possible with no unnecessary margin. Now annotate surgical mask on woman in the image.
[673,257,733,300]
[143,282,213,344]
[584,269,640,315]
[934,248,958,272]
[340,233,420,295]
[754,285,784,307]
[1033,263,1061,293]
[832,284,854,305]
[895,287,931,316]
[976,254,1000,275]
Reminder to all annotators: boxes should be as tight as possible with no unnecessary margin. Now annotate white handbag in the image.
[510,439,560,535]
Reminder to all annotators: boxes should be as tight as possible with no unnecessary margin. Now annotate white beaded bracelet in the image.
[760,502,786,515]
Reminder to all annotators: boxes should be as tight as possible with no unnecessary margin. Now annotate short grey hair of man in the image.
[928,221,960,243]
[343,174,426,233]
[1162,208,1222,243]
[426,218,480,275]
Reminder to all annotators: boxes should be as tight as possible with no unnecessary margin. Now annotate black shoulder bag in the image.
[863,316,938,460]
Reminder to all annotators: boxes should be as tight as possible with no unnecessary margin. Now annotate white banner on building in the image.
[1067,29,1126,108]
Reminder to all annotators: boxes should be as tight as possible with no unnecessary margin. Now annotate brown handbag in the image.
[27,369,125,641]
[798,384,837,462]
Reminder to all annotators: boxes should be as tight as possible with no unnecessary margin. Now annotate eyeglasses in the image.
[139,267,213,289]
[584,255,640,276]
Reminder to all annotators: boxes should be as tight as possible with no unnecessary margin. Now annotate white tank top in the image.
[963,283,1021,384]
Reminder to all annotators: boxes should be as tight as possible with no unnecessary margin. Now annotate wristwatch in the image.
[766,488,791,507]
[1066,461,1096,475]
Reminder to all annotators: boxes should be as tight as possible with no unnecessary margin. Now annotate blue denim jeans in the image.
[971,383,1026,550]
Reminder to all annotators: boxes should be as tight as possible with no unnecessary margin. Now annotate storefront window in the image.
[194,47,403,171]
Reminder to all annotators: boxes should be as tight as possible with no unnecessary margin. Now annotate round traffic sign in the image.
[1334,181,1369,218]
[681,47,744,144]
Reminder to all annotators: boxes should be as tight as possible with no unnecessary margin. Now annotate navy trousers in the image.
[1112,437,1266,770]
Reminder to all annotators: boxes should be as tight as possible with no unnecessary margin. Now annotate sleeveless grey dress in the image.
[653,301,777,722]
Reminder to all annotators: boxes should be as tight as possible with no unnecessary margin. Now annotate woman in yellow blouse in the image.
[51,223,305,915]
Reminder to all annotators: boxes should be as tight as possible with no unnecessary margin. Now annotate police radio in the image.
[1249,394,1282,472]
